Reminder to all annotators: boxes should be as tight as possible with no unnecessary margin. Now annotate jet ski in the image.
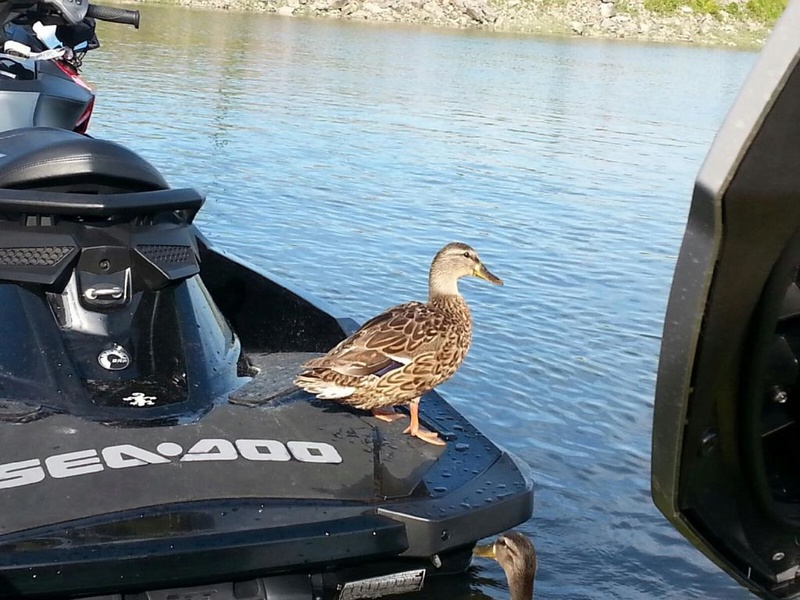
[652,3,800,599]
[0,126,533,599]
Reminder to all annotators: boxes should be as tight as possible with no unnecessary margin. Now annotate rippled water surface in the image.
[87,9,758,598]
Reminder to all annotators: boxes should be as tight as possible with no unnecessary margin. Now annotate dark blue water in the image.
[88,9,759,598]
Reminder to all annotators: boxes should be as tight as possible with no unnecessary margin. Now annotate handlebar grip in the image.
[86,4,140,28]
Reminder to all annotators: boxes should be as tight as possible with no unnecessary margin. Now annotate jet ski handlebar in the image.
[85,3,140,28]
[0,0,140,27]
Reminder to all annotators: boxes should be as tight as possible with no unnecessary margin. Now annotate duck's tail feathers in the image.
[294,375,356,400]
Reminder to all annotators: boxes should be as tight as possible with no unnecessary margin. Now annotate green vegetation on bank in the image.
[643,0,785,22]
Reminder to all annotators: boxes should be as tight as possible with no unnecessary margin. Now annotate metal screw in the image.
[700,429,718,456]
[773,388,788,404]
[99,259,110,271]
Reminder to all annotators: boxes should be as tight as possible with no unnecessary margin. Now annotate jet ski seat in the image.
[0,127,169,191]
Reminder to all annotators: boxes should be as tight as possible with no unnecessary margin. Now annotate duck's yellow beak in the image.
[474,263,503,286]
[473,541,497,559]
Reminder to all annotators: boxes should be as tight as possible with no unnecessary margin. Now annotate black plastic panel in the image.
[197,234,347,354]
[0,514,407,598]
[0,375,532,598]
[652,3,800,598]
[0,187,204,216]
[0,48,93,130]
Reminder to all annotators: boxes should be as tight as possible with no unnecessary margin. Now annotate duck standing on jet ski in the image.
[296,241,503,445]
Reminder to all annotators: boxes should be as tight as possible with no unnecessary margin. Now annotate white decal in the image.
[235,439,291,462]
[45,449,103,478]
[0,438,342,490]
[98,345,131,371]
[102,444,171,469]
[181,439,238,462]
[0,459,45,489]
[287,441,342,464]
[123,392,156,407]
[156,442,183,457]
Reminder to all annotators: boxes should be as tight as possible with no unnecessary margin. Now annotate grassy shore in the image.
[137,0,786,47]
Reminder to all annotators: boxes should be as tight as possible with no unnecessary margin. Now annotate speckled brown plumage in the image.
[294,242,503,445]
[473,531,537,600]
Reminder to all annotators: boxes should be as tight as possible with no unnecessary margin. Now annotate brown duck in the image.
[294,242,503,445]
[473,531,538,600]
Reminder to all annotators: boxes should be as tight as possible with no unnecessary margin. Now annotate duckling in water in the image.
[473,531,537,600]
[295,242,503,446]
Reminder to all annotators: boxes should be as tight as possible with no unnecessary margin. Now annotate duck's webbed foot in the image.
[371,407,405,422]
[405,427,446,445]
[403,398,445,446]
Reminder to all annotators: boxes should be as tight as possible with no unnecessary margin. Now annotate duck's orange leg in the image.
[403,398,445,446]
[371,407,405,422]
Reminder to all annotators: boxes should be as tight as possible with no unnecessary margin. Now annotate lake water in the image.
[87,7,759,598]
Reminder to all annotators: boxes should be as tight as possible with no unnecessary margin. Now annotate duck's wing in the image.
[300,302,447,378]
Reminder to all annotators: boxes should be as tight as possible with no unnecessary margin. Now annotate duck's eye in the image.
[463,251,472,259]
[497,537,507,547]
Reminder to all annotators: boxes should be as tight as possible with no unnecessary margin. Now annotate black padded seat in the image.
[0,127,169,190]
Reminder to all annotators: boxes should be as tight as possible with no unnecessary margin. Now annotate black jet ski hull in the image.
[0,127,533,599]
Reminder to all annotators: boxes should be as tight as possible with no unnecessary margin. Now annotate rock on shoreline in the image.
[163,0,771,47]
